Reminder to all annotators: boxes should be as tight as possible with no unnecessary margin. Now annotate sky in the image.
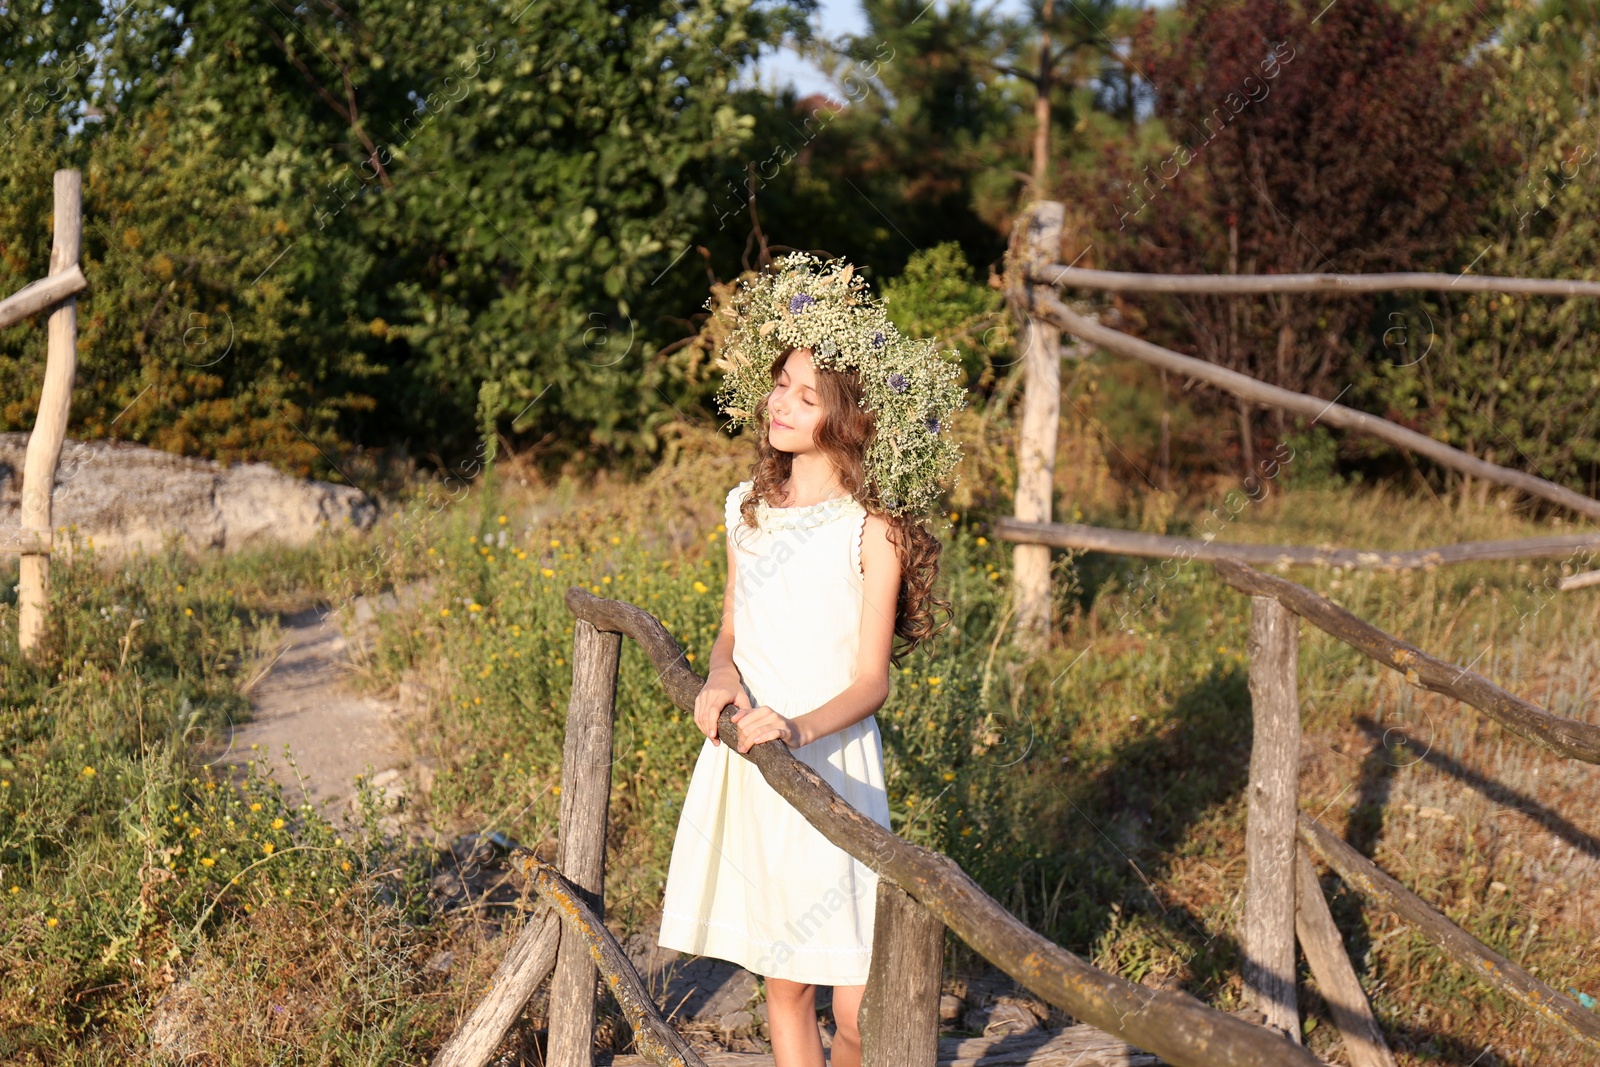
[739,0,1037,100]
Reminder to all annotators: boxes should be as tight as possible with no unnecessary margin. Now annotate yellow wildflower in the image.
[271,818,285,830]
[81,766,95,777]
[497,514,508,525]
[262,842,276,855]
[468,603,482,612]
[201,857,216,867]
[975,536,987,546]
[250,802,262,812]
[46,917,58,927]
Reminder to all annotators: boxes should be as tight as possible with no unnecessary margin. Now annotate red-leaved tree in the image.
[1068,0,1506,450]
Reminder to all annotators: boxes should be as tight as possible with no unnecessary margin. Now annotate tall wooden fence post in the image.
[1243,594,1301,1041]
[546,618,622,1067]
[859,878,945,1066]
[1008,200,1064,649]
[18,168,81,658]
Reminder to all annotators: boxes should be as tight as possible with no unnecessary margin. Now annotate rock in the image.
[0,433,375,559]
[718,1009,755,1037]
[981,997,1042,1037]
[939,992,964,1023]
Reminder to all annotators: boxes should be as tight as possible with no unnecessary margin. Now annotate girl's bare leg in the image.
[828,984,864,1067]
[765,977,824,1067]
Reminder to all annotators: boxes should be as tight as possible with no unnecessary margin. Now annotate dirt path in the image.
[215,603,408,825]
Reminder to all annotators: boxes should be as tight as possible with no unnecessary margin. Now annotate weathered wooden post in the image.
[17,168,81,658]
[1007,200,1064,648]
[546,618,623,1067]
[1242,594,1301,1041]
[859,878,945,1066]
[1293,849,1396,1067]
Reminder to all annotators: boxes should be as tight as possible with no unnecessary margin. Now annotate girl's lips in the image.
[772,417,792,430]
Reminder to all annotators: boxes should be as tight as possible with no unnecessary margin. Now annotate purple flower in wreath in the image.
[925,416,940,434]
[788,293,817,314]
[870,330,886,348]
[887,372,909,394]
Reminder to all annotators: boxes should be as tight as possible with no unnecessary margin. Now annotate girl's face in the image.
[766,348,824,453]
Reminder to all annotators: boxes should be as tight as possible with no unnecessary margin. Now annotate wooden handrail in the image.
[1014,283,1600,523]
[564,586,1321,1067]
[995,519,1600,572]
[1031,263,1600,298]
[1213,559,1600,763]
[0,264,87,330]
[1298,815,1600,1048]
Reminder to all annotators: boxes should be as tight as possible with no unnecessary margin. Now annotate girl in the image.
[657,253,966,1066]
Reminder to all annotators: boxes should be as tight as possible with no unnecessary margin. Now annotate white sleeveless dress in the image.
[656,479,893,986]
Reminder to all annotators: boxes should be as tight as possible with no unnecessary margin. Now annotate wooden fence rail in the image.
[1034,263,1600,298]
[437,587,1321,1067]
[994,519,1600,573]
[1009,281,1600,523]
[1213,558,1600,764]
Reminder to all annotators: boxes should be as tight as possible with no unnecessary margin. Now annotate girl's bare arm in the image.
[788,513,901,747]
[705,526,741,684]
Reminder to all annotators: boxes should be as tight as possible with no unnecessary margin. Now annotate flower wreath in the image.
[710,251,967,517]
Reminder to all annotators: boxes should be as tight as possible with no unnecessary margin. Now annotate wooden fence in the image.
[433,587,1326,1067]
[0,169,85,659]
[431,561,1600,1065]
[984,200,1600,1060]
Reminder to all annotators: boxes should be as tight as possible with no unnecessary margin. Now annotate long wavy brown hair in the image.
[731,346,954,668]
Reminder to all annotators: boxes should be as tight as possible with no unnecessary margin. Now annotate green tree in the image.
[1358,4,1600,496]
[1,0,810,477]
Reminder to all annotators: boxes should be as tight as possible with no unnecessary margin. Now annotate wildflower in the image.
[271,818,285,830]
[46,917,58,927]
[975,536,987,547]
[185,608,193,617]
[250,802,262,812]
[788,293,817,313]
[497,514,508,525]
[470,535,478,543]
[550,538,561,548]
[81,766,95,777]
[440,607,451,617]
[887,372,909,393]
[542,568,555,578]
[693,581,709,594]
[927,677,941,686]
[602,575,612,584]
[262,842,276,855]
[176,584,184,592]
[8,886,17,894]
[201,857,216,867]
[468,603,482,613]
[341,861,352,872]
[943,771,956,781]
[1,779,8,787]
